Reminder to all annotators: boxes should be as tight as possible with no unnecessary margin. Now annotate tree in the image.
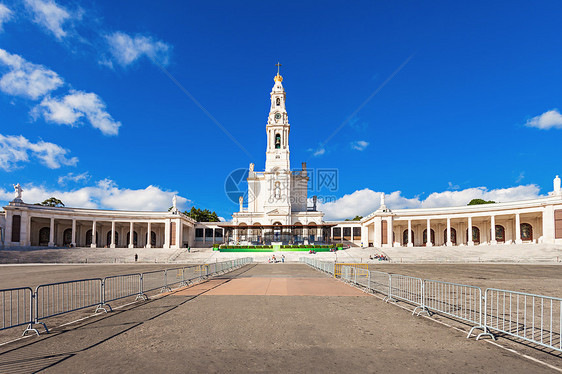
[178,207,220,222]
[467,198,496,206]
[345,215,363,221]
[37,197,65,207]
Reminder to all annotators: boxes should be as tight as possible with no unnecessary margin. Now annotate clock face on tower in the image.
[274,112,281,121]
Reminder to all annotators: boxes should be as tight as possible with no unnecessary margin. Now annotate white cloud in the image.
[307,146,325,157]
[0,3,13,31]
[447,181,460,190]
[36,90,121,135]
[105,31,171,67]
[57,171,90,185]
[24,0,77,40]
[0,48,64,100]
[317,185,542,220]
[0,134,78,171]
[0,179,189,211]
[351,140,369,151]
[526,109,562,130]
[0,49,120,135]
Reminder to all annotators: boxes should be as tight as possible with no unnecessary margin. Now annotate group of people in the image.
[369,254,388,261]
[268,255,285,263]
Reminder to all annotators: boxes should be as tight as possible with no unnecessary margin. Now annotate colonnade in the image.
[368,211,545,247]
[6,213,191,249]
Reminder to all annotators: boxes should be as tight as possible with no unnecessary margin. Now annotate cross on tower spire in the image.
[275,61,282,75]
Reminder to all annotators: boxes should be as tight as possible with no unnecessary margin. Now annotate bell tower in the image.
[265,62,290,172]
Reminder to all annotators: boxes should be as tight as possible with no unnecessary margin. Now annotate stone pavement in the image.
[0,264,558,373]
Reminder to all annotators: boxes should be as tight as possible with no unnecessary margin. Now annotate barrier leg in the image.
[137,275,148,300]
[22,323,41,336]
[23,321,49,336]
[412,305,431,316]
[413,282,431,316]
[95,304,110,313]
[472,293,496,340]
[468,326,496,340]
[383,275,396,303]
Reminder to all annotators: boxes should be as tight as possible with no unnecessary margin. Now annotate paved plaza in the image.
[0,264,560,373]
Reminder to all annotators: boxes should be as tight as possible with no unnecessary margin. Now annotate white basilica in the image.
[2,68,562,249]
[221,68,329,244]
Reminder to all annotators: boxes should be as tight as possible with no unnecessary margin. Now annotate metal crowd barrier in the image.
[424,280,483,335]
[480,288,562,352]
[103,273,143,309]
[35,279,104,324]
[300,259,562,353]
[141,270,168,294]
[387,274,429,315]
[368,271,390,296]
[0,287,37,335]
[0,258,252,337]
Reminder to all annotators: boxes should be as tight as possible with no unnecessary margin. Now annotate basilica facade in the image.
[221,69,330,245]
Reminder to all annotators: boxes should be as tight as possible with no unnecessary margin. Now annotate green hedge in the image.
[219,244,337,252]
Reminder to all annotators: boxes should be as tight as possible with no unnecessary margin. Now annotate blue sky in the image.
[1,0,561,220]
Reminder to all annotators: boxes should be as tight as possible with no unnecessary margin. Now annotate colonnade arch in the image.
[423,229,435,245]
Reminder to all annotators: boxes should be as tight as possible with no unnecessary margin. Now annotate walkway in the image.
[0,264,557,373]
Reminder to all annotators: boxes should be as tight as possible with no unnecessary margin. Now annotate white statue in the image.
[13,183,23,200]
[555,175,561,195]
[249,163,254,172]
[380,192,386,207]
[172,195,177,210]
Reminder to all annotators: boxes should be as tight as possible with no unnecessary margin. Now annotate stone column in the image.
[407,219,413,247]
[25,214,32,246]
[164,219,171,248]
[386,217,393,247]
[71,219,76,247]
[542,206,555,244]
[515,213,522,244]
[110,221,116,248]
[374,217,382,247]
[128,222,134,248]
[446,218,452,246]
[91,221,97,248]
[4,211,12,246]
[426,219,432,247]
[360,226,368,247]
[146,222,152,248]
[48,217,55,247]
[467,217,474,246]
[490,215,497,245]
[175,219,182,248]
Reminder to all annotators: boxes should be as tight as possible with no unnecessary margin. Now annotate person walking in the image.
[281,255,285,263]
[134,253,138,262]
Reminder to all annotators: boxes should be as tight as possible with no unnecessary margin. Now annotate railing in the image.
[369,271,390,296]
[387,274,429,315]
[0,258,253,337]
[103,273,143,307]
[300,259,562,353]
[424,280,482,328]
[0,287,36,335]
[35,279,104,321]
[481,288,562,351]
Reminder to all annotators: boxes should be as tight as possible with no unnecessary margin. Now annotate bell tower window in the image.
[276,97,280,106]
[275,133,281,149]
